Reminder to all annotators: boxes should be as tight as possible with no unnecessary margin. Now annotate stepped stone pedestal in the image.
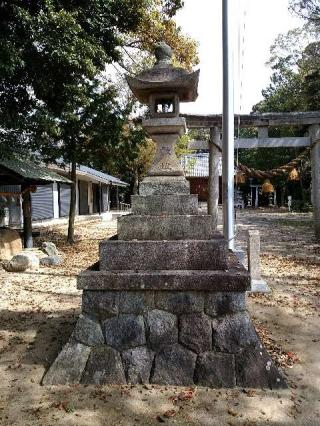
[43,192,286,389]
[42,42,286,389]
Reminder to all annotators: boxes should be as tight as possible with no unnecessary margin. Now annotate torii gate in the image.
[182,111,320,241]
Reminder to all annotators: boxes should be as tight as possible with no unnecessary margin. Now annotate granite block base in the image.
[42,289,286,389]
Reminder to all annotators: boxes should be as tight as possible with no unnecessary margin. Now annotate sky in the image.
[175,0,303,114]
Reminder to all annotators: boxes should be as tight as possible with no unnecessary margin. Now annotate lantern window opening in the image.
[149,93,180,118]
[156,98,174,114]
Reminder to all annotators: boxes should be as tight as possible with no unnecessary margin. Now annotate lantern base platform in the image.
[42,190,286,390]
[42,284,286,389]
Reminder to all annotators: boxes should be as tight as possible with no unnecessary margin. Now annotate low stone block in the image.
[3,254,29,272]
[122,346,155,384]
[146,309,178,350]
[100,239,227,271]
[212,312,259,353]
[155,291,204,314]
[103,314,146,351]
[0,228,22,261]
[194,352,236,388]
[40,255,62,266]
[139,175,190,196]
[81,346,126,385]
[131,194,199,215]
[151,344,196,386]
[250,279,271,293]
[236,346,287,389]
[42,341,91,385]
[205,292,246,317]
[248,230,262,281]
[18,251,40,269]
[119,291,154,314]
[3,251,41,272]
[117,214,216,241]
[74,314,104,346]
[82,290,119,318]
[179,313,212,353]
[42,241,59,257]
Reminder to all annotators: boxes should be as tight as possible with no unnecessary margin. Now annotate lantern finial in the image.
[154,42,173,66]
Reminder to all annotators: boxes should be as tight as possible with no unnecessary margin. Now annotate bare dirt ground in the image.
[0,210,319,426]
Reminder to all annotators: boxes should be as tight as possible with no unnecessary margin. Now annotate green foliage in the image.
[175,134,193,157]
[253,23,319,114]
[188,128,210,141]
[29,78,127,170]
[249,8,318,206]
[289,0,320,26]
[0,0,197,176]
[0,0,150,157]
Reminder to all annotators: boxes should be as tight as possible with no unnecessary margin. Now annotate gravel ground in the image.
[0,211,319,426]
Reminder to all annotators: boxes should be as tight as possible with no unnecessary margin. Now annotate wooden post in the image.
[67,161,77,243]
[208,127,221,229]
[116,185,119,210]
[309,124,320,240]
[21,183,33,248]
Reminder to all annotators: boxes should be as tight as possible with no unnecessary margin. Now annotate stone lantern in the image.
[126,42,199,195]
[43,43,286,390]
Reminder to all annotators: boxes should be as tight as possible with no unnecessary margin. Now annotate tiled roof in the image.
[78,165,128,186]
[0,154,72,184]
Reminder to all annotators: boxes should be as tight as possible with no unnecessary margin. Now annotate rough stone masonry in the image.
[42,43,286,389]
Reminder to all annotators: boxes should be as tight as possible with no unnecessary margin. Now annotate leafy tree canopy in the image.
[289,0,320,26]
[0,0,196,165]
[253,22,319,114]
[241,3,319,204]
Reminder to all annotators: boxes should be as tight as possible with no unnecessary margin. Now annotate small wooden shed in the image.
[0,154,71,248]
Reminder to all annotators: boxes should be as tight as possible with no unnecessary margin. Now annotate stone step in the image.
[139,176,190,196]
[131,194,199,215]
[118,214,216,240]
[99,239,227,271]
[77,268,250,292]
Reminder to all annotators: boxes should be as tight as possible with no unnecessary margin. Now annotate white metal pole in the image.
[222,0,235,250]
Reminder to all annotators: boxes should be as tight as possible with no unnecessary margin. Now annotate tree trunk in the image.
[67,161,77,244]
[21,184,33,248]
[280,184,285,207]
[299,170,307,205]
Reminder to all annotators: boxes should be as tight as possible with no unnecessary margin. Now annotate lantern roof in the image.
[126,42,199,104]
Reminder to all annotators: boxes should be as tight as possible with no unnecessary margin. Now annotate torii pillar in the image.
[310,124,320,240]
[208,127,221,229]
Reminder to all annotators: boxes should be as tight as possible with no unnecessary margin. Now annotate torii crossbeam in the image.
[182,112,320,241]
